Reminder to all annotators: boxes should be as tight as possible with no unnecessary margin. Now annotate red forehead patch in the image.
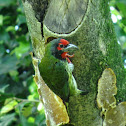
[60,39,69,46]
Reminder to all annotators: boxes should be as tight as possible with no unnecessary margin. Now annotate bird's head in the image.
[49,38,78,63]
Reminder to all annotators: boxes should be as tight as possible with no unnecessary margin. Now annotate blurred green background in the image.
[0,0,126,125]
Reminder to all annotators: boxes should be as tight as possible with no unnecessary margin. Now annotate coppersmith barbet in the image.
[39,38,84,101]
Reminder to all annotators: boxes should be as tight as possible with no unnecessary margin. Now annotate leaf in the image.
[6,26,15,32]
[118,0,126,4]
[16,15,26,26]
[0,84,9,93]
[117,2,126,17]
[22,105,32,117]
[9,70,19,82]
[0,55,19,75]
[0,86,13,102]
[16,102,31,126]
[28,117,35,123]
[0,15,3,26]
[0,113,15,126]
[35,113,46,126]
[16,101,31,113]
[0,31,10,42]
[0,98,18,114]
[6,40,19,50]
[12,41,30,59]
[0,0,15,7]
[19,113,29,126]
[121,18,126,26]
[0,44,5,57]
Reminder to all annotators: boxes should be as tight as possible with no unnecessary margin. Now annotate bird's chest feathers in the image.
[46,56,67,73]
[41,53,74,76]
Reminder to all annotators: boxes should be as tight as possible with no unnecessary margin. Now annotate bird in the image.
[39,38,86,101]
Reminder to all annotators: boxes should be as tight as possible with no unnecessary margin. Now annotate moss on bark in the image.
[22,0,126,125]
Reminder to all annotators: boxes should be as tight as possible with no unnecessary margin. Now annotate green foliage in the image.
[109,0,126,66]
[0,0,126,125]
[0,0,46,125]
[0,113,16,126]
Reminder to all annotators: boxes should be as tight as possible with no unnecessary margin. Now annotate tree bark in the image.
[22,0,126,125]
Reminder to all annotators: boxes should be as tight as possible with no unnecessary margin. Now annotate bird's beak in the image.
[63,44,78,53]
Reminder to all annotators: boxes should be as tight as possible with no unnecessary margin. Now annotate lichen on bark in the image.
[97,68,126,126]
[22,1,70,126]
[31,53,69,126]
[22,0,126,125]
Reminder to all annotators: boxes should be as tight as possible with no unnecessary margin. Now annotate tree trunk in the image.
[22,0,126,125]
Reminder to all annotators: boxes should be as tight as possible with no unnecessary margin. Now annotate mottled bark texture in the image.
[22,0,126,125]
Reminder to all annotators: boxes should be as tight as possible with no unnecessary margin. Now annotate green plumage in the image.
[39,39,84,101]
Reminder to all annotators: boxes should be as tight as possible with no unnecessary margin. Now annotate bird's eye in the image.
[60,44,64,48]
